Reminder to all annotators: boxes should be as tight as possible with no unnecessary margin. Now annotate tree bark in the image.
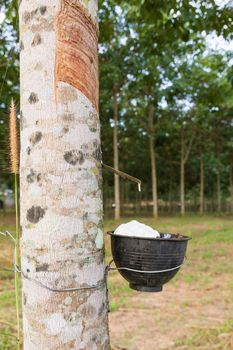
[200,155,204,215]
[113,88,120,220]
[230,163,233,214]
[217,158,221,212]
[20,1,110,349]
[121,144,126,216]
[180,129,194,215]
[180,132,185,215]
[168,176,172,214]
[148,104,158,218]
[180,158,185,216]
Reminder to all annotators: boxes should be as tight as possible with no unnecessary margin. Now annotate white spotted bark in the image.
[19,1,110,349]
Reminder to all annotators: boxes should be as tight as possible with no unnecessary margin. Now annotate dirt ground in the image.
[109,275,233,349]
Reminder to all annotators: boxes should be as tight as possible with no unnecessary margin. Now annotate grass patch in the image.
[200,227,233,244]
[0,329,19,350]
[175,319,233,349]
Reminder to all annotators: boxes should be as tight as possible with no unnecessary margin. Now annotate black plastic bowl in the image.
[108,231,191,292]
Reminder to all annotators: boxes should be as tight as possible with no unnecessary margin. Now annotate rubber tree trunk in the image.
[230,163,233,214]
[217,159,221,212]
[168,176,172,214]
[148,104,158,218]
[179,134,186,218]
[200,155,204,214]
[180,158,185,215]
[180,130,185,215]
[19,1,110,349]
[121,143,126,216]
[180,129,195,216]
[180,129,194,215]
[113,88,120,220]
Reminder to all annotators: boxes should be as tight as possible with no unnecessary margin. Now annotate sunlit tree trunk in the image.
[113,88,120,220]
[200,155,204,214]
[148,104,158,218]
[20,1,110,349]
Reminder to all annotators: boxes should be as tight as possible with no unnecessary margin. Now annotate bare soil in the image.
[109,274,233,349]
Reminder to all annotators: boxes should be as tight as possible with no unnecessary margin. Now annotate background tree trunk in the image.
[230,163,233,214]
[217,158,221,212]
[20,1,110,349]
[200,155,204,214]
[180,132,185,215]
[121,143,126,216]
[113,88,120,220]
[180,158,185,215]
[148,104,158,218]
[180,129,194,215]
[168,175,172,214]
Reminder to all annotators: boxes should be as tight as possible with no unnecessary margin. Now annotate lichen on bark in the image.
[20,0,110,349]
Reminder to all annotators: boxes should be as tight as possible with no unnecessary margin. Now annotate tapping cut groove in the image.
[55,0,99,110]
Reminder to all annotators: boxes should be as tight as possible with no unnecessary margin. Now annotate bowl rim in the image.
[107,231,192,242]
